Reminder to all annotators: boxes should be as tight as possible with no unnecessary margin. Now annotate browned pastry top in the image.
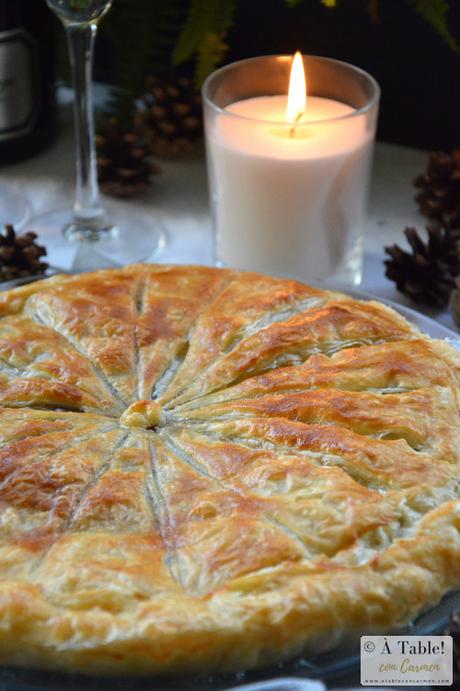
[0,264,459,676]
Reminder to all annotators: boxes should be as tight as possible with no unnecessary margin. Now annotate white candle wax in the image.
[208,95,374,282]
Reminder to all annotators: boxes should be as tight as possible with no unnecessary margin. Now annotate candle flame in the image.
[286,51,307,126]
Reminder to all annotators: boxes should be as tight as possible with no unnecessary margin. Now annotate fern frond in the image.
[174,0,236,84]
[285,0,337,6]
[104,0,188,97]
[408,0,459,51]
[195,32,228,86]
[285,0,304,8]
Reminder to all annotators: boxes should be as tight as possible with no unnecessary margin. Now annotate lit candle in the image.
[204,53,378,285]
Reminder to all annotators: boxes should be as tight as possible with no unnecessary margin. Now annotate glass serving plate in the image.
[0,286,459,691]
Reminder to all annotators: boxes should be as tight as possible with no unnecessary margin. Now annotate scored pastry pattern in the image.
[0,264,459,676]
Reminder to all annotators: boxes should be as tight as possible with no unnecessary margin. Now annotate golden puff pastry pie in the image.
[0,263,459,677]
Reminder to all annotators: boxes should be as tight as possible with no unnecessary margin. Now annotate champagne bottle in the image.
[0,0,56,164]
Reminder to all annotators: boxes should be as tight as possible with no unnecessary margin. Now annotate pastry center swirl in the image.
[119,400,163,429]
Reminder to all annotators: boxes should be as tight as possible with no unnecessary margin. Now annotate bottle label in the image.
[0,29,38,142]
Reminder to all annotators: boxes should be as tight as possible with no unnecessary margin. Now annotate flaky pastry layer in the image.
[0,264,459,676]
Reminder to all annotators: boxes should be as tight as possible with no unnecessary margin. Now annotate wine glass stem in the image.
[66,22,106,230]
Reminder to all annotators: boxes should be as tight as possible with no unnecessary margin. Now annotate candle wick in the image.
[289,112,303,138]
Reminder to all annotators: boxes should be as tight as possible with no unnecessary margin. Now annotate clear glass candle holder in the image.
[202,55,380,287]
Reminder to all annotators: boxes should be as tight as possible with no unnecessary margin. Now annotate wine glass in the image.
[31,0,165,271]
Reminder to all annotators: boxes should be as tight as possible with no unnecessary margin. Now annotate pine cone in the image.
[0,225,48,282]
[415,148,460,230]
[384,224,460,308]
[142,75,203,159]
[96,117,159,198]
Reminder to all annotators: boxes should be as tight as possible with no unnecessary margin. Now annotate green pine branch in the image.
[104,0,188,97]
[55,0,459,126]
[195,32,229,85]
[173,0,236,85]
[408,0,459,51]
[285,0,458,51]
[285,0,337,7]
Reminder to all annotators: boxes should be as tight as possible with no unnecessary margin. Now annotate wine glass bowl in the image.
[46,0,113,25]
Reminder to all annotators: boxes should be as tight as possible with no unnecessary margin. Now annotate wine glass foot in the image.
[63,220,113,244]
[29,206,167,272]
